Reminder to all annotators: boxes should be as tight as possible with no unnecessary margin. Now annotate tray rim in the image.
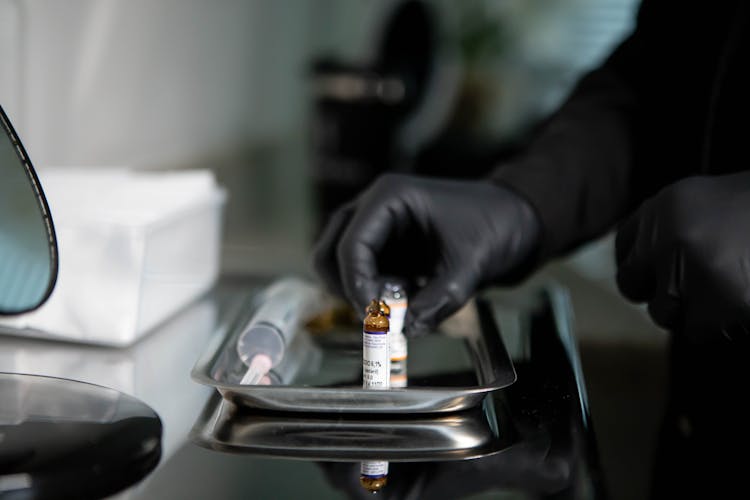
[190,284,518,414]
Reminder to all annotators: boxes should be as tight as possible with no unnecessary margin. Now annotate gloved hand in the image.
[312,173,541,335]
[616,172,750,344]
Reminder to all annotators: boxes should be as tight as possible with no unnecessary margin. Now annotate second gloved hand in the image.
[616,172,750,344]
[312,173,541,335]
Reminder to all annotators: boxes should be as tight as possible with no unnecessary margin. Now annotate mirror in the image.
[0,105,58,315]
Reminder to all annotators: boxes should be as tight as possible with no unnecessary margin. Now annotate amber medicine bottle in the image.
[362,299,390,390]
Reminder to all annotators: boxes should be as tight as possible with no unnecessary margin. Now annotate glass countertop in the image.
[0,275,604,500]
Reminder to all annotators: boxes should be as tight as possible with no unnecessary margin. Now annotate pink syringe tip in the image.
[240,353,274,385]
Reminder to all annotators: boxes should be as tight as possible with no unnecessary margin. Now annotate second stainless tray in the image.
[191,279,516,414]
[190,392,514,461]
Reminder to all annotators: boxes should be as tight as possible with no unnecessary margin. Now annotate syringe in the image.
[236,277,321,385]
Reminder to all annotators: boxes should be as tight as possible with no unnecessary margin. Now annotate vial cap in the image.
[366,299,381,315]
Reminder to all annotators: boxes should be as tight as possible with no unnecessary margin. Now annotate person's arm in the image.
[492,0,679,261]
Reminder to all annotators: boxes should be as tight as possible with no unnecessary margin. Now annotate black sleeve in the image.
[490,0,680,260]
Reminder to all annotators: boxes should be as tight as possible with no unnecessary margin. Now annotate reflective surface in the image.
[183,278,604,500]
[0,105,57,314]
[0,373,162,500]
[0,290,219,463]
[314,285,602,499]
[0,275,604,499]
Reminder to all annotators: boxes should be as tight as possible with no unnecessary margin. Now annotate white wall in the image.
[1,0,640,168]
[0,0,315,169]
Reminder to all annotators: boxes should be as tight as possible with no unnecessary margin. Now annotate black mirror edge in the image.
[0,104,59,315]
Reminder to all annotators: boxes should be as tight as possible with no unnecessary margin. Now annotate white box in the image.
[0,168,226,346]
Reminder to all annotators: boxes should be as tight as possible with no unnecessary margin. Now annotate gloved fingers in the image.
[311,202,356,299]
[336,184,411,314]
[614,202,639,267]
[683,315,748,346]
[404,269,476,336]
[717,322,750,344]
[645,250,684,330]
[684,284,750,345]
[615,202,657,302]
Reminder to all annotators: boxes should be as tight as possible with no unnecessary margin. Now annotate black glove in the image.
[312,173,541,334]
[616,172,750,344]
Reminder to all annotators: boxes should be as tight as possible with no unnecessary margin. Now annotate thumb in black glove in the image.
[616,172,750,344]
[312,173,541,335]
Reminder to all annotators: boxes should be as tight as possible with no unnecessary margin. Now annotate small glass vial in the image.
[360,460,388,492]
[363,299,390,390]
[381,282,408,388]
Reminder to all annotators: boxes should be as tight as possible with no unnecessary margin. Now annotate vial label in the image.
[361,461,388,478]
[390,330,407,360]
[388,299,407,335]
[363,329,389,389]
[389,330,408,388]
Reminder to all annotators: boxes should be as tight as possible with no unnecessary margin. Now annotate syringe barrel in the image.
[236,277,321,368]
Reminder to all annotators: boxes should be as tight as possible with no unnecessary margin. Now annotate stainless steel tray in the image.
[190,392,515,461]
[191,281,516,414]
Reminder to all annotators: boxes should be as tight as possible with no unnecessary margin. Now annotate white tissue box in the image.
[0,168,226,346]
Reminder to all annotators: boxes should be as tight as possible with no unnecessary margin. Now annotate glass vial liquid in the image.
[363,299,390,390]
[381,282,408,388]
[360,460,388,492]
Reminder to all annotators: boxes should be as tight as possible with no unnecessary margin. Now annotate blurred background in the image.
[0,0,640,276]
[0,1,668,498]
